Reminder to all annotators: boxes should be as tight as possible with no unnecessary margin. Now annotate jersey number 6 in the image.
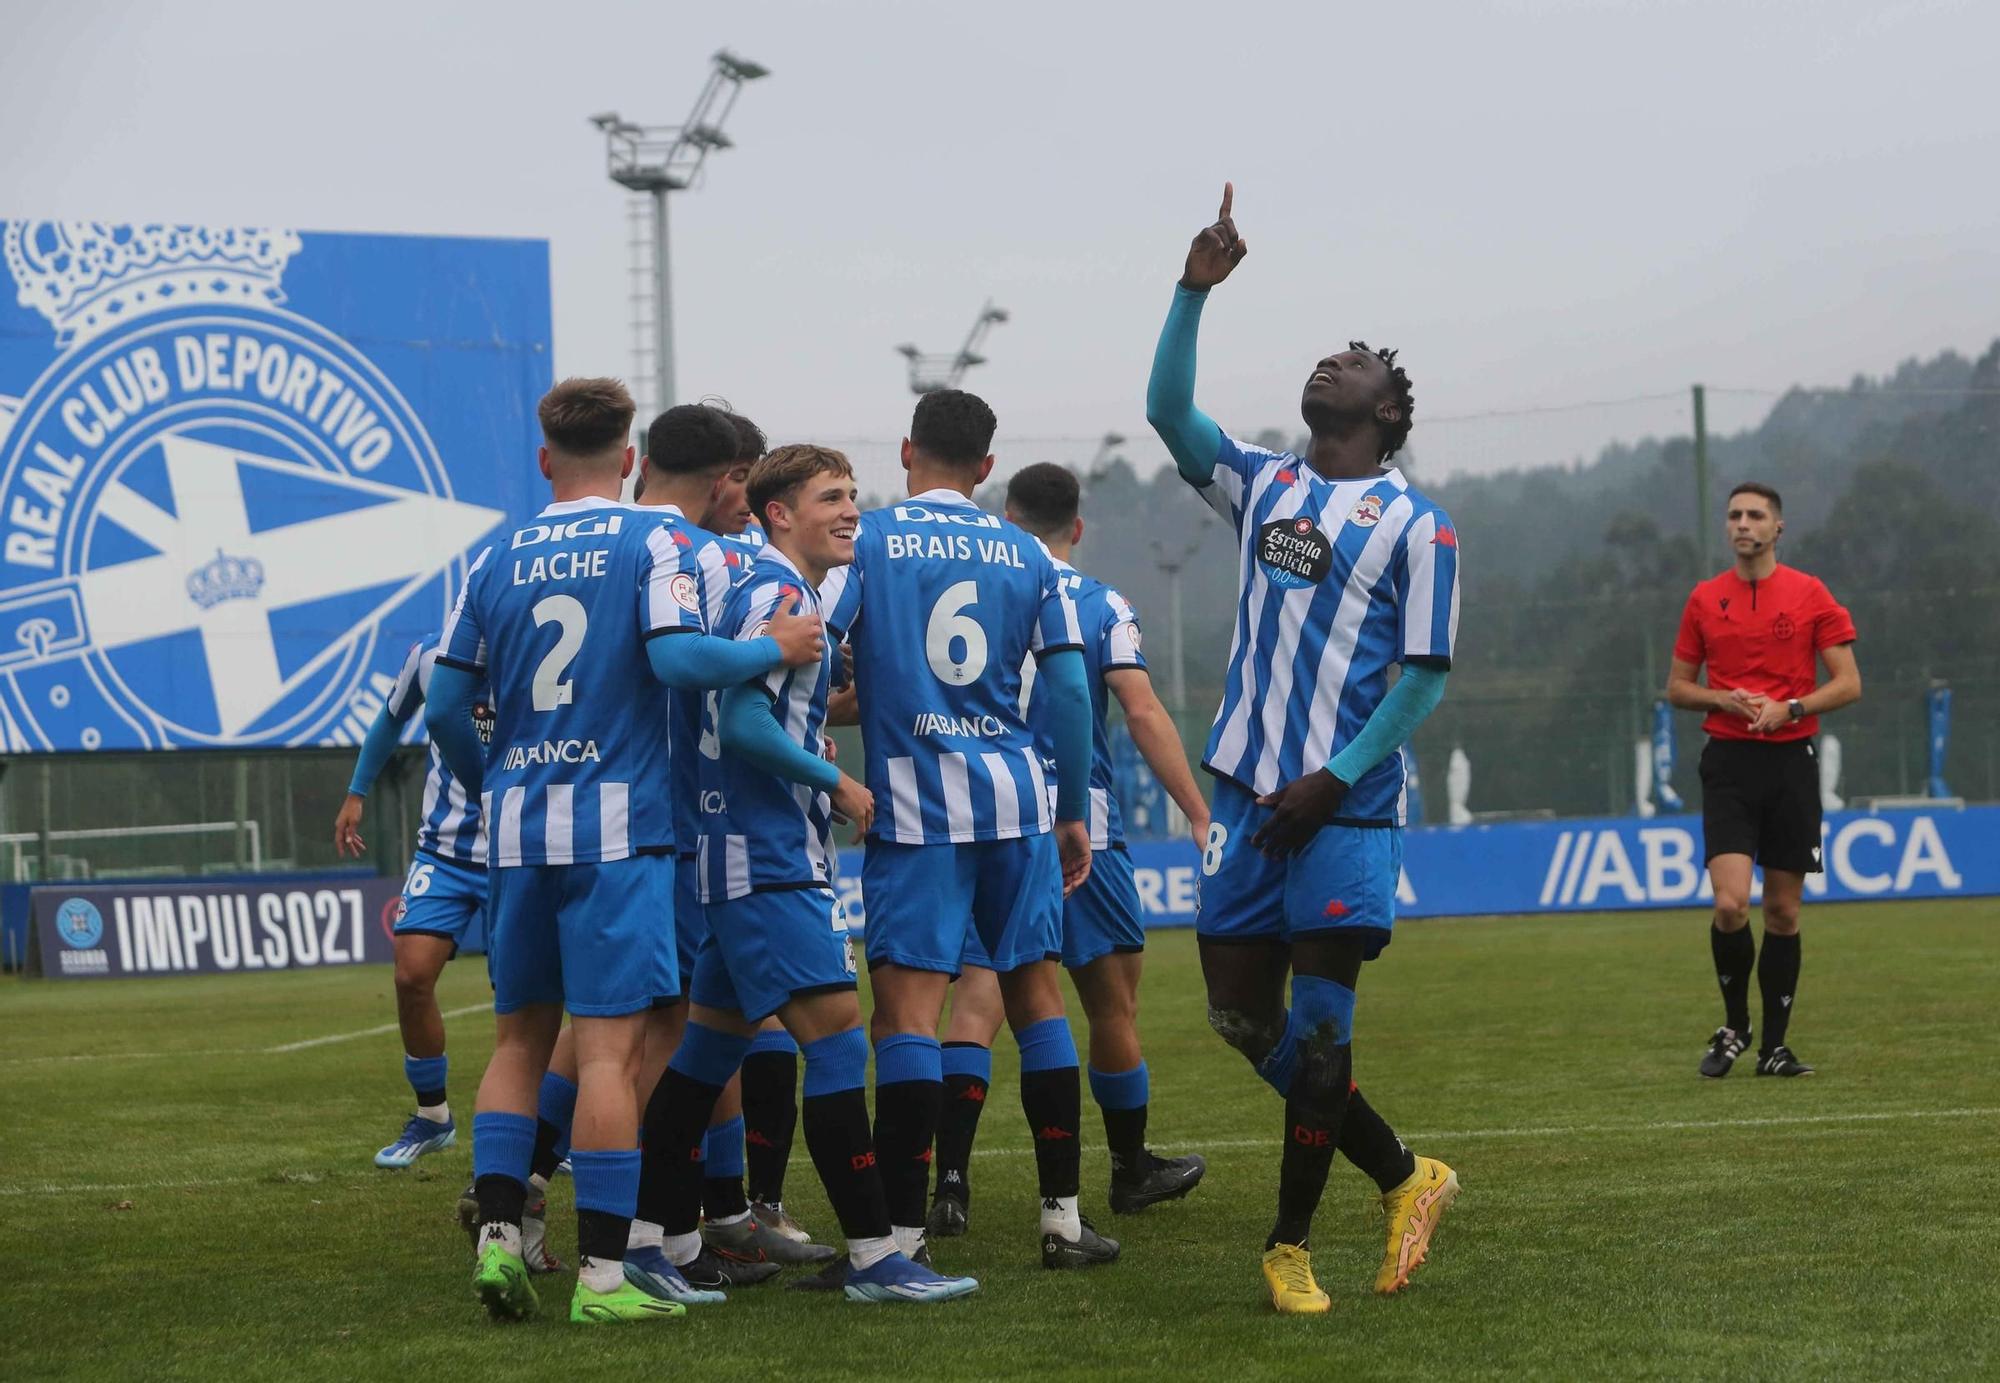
[925,581,988,685]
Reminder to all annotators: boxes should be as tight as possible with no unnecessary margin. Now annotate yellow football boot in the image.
[1261,1242,1331,1314]
[1375,1155,1459,1294]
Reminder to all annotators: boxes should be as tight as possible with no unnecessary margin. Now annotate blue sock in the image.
[537,1071,577,1169]
[747,1028,800,1058]
[1255,976,1357,1098]
[671,1021,753,1088]
[704,1115,747,1180]
[570,1147,642,1220]
[1088,1061,1149,1111]
[873,1033,942,1085]
[405,1053,448,1110]
[942,1042,993,1083]
[472,1111,536,1187]
[1015,1016,1078,1073]
[802,1028,868,1096]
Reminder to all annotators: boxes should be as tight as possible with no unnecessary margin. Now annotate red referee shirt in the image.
[1673,563,1857,742]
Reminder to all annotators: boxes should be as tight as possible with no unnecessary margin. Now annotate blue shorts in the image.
[962,845,1144,972]
[862,834,1063,976]
[690,887,857,1022]
[393,850,487,954]
[673,855,707,1003]
[487,855,676,1016]
[1196,778,1401,959]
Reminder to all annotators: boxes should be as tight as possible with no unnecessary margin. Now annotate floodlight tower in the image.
[896,300,1009,394]
[590,49,769,418]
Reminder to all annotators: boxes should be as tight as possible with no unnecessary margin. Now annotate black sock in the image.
[741,1050,799,1206]
[529,1118,565,1184]
[576,1208,629,1266]
[474,1173,527,1231]
[873,1079,942,1229]
[1020,1066,1083,1200]
[1102,1104,1149,1177]
[934,1053,991,1203]
[1711,924,1755,1034]
[638,1068,725,1235]
[803,1087,892,1240]
[1339,1085,1416,1193]
[703,1173,748,1221]
[1268,1044,1353,1250]
[1758,931,1802,1050]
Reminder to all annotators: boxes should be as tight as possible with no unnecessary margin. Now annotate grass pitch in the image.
[2,900,1996,1381]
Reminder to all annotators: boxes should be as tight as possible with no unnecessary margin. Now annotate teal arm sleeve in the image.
[647,632,783,690]
[424,664,485,795]
[1329,665,1449,785]
[346,702,406,797]
[1038,649,1092,822]
[1144,284,1225,482]
[719,683,839,793]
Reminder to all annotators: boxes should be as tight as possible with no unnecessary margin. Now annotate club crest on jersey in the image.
[1255,515,1333,590]
[0,220,511,752]
[1348,494,1385,528]
[1772,613,1796,641]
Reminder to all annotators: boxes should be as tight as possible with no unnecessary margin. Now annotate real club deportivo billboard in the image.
[0,220,552,752]
[835,806,1999,929]
[33,877,401,979]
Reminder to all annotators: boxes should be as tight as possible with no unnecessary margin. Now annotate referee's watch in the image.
[1787,699,1805,721]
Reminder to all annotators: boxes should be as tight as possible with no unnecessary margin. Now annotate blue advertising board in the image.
[833,805,1998,930]
[0,220,551,751]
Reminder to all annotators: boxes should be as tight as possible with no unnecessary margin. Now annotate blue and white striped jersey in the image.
[698,547,838,902]
[439,496,682,867]
[383,632,489,866]
[1024,561,1147,851]
[1191,434,1460,824]
[821,488,1083,845]
[644,506,759,855]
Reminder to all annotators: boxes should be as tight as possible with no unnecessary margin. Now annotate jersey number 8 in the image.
[925,581,988,685]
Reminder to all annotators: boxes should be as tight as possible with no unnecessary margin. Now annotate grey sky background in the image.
[4,0,1996,496]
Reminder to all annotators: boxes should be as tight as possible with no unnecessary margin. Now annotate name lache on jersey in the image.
[508,513,623,585]
[883,502,1027,568]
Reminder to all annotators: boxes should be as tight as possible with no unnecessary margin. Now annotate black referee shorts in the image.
[1698,737,1824,874]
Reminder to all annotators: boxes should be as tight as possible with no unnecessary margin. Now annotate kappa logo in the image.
[0,221,507,751]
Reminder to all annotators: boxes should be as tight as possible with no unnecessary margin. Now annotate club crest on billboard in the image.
[0,220,551,751]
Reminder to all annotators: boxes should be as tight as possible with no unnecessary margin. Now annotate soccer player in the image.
[1667,481,1861,1079]
[816,390,1119,1272]
[425,377,821,1324]
[1145,185,1461,1313]
[630,443,979,1304]
[927,462,1211,1238]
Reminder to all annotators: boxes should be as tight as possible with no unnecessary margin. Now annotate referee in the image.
[1666,482,1860,1079]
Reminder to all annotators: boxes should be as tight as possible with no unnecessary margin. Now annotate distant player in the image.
[927,462,1210,1238]
[1667,481,1861,1079]
[1146,185,1461,1313]
[426,377,821,1325]
[817,390,1119,1272]
[334,635,490,1171]
[631,443,979,1303]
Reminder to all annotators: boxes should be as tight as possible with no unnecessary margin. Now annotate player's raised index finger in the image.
[1218,182,1234,220]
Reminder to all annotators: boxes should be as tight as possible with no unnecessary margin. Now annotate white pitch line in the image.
[3,1106,1991,1198]
[262,1003,491,1053]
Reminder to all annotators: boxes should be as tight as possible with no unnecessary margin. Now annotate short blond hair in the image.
[748,444,854,524]
[538,377,634,456]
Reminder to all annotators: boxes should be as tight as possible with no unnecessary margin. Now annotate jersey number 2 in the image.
[531,595,586,711]
[926,581,988,685]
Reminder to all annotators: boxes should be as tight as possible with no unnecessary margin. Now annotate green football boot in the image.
[569,1277,689,1324]
[473,1241,538,1322]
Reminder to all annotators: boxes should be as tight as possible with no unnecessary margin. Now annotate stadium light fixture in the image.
[590,50,770,416]
[897,299,1009,395]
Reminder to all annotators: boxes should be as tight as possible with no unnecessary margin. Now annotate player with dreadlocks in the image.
[1145,184,1462,1314]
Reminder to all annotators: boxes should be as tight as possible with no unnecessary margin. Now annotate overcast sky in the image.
[4,0,1996,493]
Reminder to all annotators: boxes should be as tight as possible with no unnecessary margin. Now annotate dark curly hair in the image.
[1350,340,1414,462]
[910,389,997,465]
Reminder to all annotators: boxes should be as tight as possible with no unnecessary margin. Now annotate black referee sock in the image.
[1711,924,1756,1034]
[1268,1043,1353,1250]
[1758,931,1802,1050]
[741,1049,799,1206]
[638,1067,726,1236]
[1339,1085,1416,1194]
[803,1087,893,1241]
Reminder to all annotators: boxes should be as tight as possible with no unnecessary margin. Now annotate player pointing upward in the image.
[1147,185,1461,1314]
